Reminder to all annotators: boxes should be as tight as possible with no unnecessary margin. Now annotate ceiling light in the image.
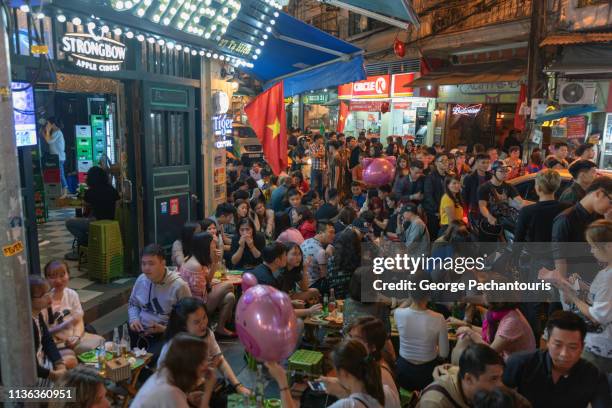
[115,1,125,9]
[147,37,156,43]
[176,44,183,50]
[199,50,205,56]
[113,28,122,35]
[72,17,82,26]
[191,50,197,55]
[137,34,145,41]
[206,52,212,57]
[266,26,272,32]
[19,5,30,13]
[158,39,165,46]
[213,53,218,59]
[167,42,175,49]
[220,55,225,61]
[87,22,96,30]
[255,48,261,54]
[126,31,134,38]
[163,17,171,25]
[101,25,110,33]
[259,41,264,46]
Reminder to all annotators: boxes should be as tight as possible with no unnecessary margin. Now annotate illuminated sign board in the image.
[213,113,233,148]
[452,104,482,116]
[61,28,126,72]
[110,0,242,48]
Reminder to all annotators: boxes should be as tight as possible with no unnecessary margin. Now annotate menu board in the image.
[566,115,586,140]
[12,82,37,147]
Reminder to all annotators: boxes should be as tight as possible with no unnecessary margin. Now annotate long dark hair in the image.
[165,297,208,341]
[161,333,208,393]
[199,219,217,237]
[284,242,304,273]
[348,316,395,374]
[332,339,385,406]
[333,228,361,274]
[189,232,214,268]
[444,175,463,208]
[181,222,201,258]
[86,166,110,188]
[274,211,291,240]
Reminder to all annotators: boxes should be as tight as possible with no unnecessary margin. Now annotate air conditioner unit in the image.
[558,81,597,105]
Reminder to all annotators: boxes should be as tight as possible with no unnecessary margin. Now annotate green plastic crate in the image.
[87,220,124,282]
[288,349,323,376]
[77,137,92,148]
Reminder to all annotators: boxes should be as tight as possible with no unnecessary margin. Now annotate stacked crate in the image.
[42,155,61,209]
[87,220,124,283]
[32,148,47,224]
[76,125,93,184]
[90,115,106,162]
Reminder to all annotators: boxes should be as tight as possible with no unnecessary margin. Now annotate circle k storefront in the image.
[338,73,436,144]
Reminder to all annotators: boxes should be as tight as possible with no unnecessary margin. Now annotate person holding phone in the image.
[42,117,68,198]
[266,339,388,408]
[128,244,191,361]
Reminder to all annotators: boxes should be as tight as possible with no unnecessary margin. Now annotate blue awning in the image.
[329,0,419,26]
[535,105,598,124]
[244,12,365,97]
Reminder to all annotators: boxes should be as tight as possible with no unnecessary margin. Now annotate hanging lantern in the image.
[393,39,406,58]
[380,102,390,114]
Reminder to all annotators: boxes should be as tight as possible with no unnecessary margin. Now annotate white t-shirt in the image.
[46,288,85,341]
[328,392,383,408]
[48,129,66,161]
[130,370,189,408]
[157,329,222,369]
[394,307,449,363]
[585,267,612,358]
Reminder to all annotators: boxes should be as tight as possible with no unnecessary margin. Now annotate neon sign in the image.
[213,113,233,148]
[452,104,482,116]
[110,0,241,45]
[61,27,126,72]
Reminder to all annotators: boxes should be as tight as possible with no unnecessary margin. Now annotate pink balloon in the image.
[241,272,258,292]
[235,285,298,362]
[362,156,397,186]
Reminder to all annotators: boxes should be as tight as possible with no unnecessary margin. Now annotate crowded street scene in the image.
[1,0,612,407]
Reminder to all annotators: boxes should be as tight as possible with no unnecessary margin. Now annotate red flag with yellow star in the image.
[245,81,287,175]
[337,100,349,133]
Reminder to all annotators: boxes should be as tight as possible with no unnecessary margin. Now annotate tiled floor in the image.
[38,208,104,303]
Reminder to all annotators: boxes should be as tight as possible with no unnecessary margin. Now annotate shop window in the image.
[150,111,188,167]
[348,12,388,36]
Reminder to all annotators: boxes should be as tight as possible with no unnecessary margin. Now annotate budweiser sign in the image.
[452,104,482,116]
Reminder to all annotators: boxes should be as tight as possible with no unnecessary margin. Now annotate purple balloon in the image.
[362,156,397,186]
[241,272,258,292]
[235,285,298,362]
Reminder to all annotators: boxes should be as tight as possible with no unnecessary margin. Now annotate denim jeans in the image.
[59,160,68,189]
[65,217,92,246]
[310,169,324,196]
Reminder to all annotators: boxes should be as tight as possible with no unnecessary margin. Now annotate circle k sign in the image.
[351,75,391,98]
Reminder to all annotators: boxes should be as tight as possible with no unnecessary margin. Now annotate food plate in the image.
[78,350,113,364]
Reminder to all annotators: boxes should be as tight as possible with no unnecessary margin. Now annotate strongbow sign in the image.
[61,27,126,72]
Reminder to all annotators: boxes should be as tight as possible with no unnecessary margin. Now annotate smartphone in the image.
[308,381,326,393]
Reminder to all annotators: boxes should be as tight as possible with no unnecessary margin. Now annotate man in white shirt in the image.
[42,117,67,197]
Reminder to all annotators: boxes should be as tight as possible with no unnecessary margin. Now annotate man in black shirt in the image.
[546,177,612,283]
[423,153,449,239]
[477,161,529,233]
[315,188,340,221]
[463,153,491,227]
[559,159,597,205]
[349,135,367,170]
[503,311,610,408]
[250,242,288,290]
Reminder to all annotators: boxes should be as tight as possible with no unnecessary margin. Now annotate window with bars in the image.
[150,111,188,167]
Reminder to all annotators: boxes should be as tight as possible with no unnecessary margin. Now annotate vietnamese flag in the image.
[337,101,349,133]
[245,82,288,175]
